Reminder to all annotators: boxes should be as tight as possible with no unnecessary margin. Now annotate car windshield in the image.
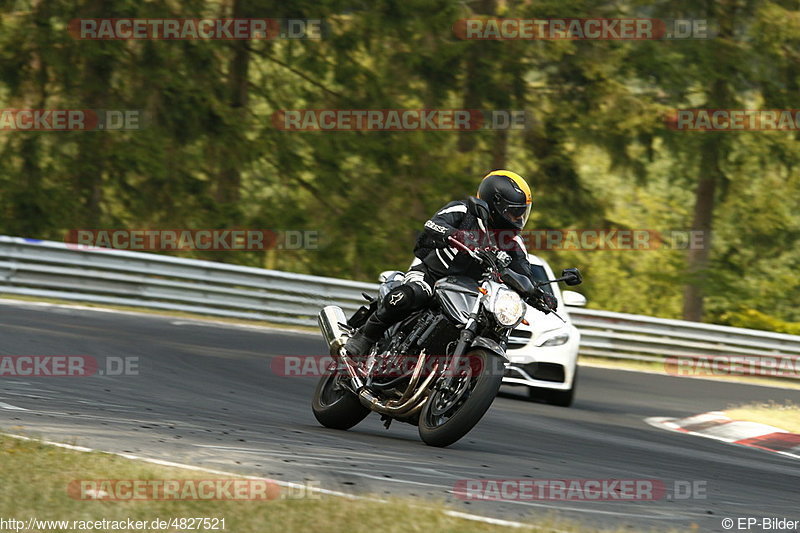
[529,264,554,296]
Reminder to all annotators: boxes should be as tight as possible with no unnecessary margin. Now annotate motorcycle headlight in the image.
[490,289,526,327]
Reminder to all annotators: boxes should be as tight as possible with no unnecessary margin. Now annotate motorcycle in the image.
[313,207,582,447]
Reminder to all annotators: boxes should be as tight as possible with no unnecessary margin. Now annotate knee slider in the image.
[377,284,418,321]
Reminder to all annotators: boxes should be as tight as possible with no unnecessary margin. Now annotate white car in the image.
[503,254,586,407]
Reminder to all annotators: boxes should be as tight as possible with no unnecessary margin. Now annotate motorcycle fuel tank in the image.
[434,275,479,324]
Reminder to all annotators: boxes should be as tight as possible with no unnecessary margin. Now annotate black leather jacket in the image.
[413,197,534,282]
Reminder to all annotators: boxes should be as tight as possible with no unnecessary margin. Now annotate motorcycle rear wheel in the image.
[312,371,371,430]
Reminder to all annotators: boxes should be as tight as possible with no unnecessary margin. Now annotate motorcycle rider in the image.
[344,170,557,356]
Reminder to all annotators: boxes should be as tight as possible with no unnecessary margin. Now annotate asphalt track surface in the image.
[1,300,799,532]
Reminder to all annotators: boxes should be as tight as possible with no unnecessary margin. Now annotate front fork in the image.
[440,289,485,391]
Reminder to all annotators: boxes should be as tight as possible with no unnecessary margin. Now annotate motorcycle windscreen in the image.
[434,276,479,324]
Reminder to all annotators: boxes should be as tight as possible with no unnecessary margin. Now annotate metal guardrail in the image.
[1,236,799,377]
[0,236,373,326]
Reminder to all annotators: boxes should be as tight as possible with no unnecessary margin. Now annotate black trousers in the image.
[362,265,437,339]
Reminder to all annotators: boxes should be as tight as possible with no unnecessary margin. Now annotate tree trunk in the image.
[682,1,736,321]
[457,0,496,158]
[16,28,48,236]
[682,142,719,321]
[75,56,111,225]
[215,0,251,209]
[490,128,507,169]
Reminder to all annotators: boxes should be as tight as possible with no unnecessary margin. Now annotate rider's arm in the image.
[505,234,533,278]
[506,236,558,312]
[419,201,468,248]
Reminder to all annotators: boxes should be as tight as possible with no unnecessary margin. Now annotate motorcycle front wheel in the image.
[418,349,504,447]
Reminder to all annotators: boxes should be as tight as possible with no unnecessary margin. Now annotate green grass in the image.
[724,401,800,433]
[580,356,800,390]
[0,434,692,533]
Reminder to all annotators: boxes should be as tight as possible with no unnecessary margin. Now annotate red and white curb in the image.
[646,411,800,460]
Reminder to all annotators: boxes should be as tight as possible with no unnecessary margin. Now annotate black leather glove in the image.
[473,247,494,264]
[529,288,557,314]
[542,291,558,312]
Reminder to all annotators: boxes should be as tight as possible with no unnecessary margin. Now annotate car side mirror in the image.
[562,291,587,307]
[561,268,582,286]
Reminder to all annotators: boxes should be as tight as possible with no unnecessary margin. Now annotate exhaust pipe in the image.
[319,305,434,417]
[318,306,349,356]
[318,305,365,389]
[357,366,438,416]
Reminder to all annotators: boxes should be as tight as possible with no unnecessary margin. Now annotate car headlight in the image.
[490,289,526,327]
[540,332,570,346]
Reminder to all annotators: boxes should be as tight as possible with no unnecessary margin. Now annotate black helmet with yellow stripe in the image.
[477,170,532,230]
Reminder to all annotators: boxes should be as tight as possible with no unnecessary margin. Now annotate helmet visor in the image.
[502,202,531,229]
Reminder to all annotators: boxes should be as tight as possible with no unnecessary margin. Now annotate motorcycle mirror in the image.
[500,269,535,295]
[468,196,491,225]
[561,268,583,286]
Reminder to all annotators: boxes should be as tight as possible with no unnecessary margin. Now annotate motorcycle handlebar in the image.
[447,236,502,269]
[447,236,480,259]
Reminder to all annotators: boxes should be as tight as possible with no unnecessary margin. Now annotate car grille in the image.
[520,362,565,383]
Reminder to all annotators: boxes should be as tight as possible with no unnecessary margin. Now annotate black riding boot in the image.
[344,313,391,356]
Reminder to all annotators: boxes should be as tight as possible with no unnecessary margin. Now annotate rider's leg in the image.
[344,269,433,356]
